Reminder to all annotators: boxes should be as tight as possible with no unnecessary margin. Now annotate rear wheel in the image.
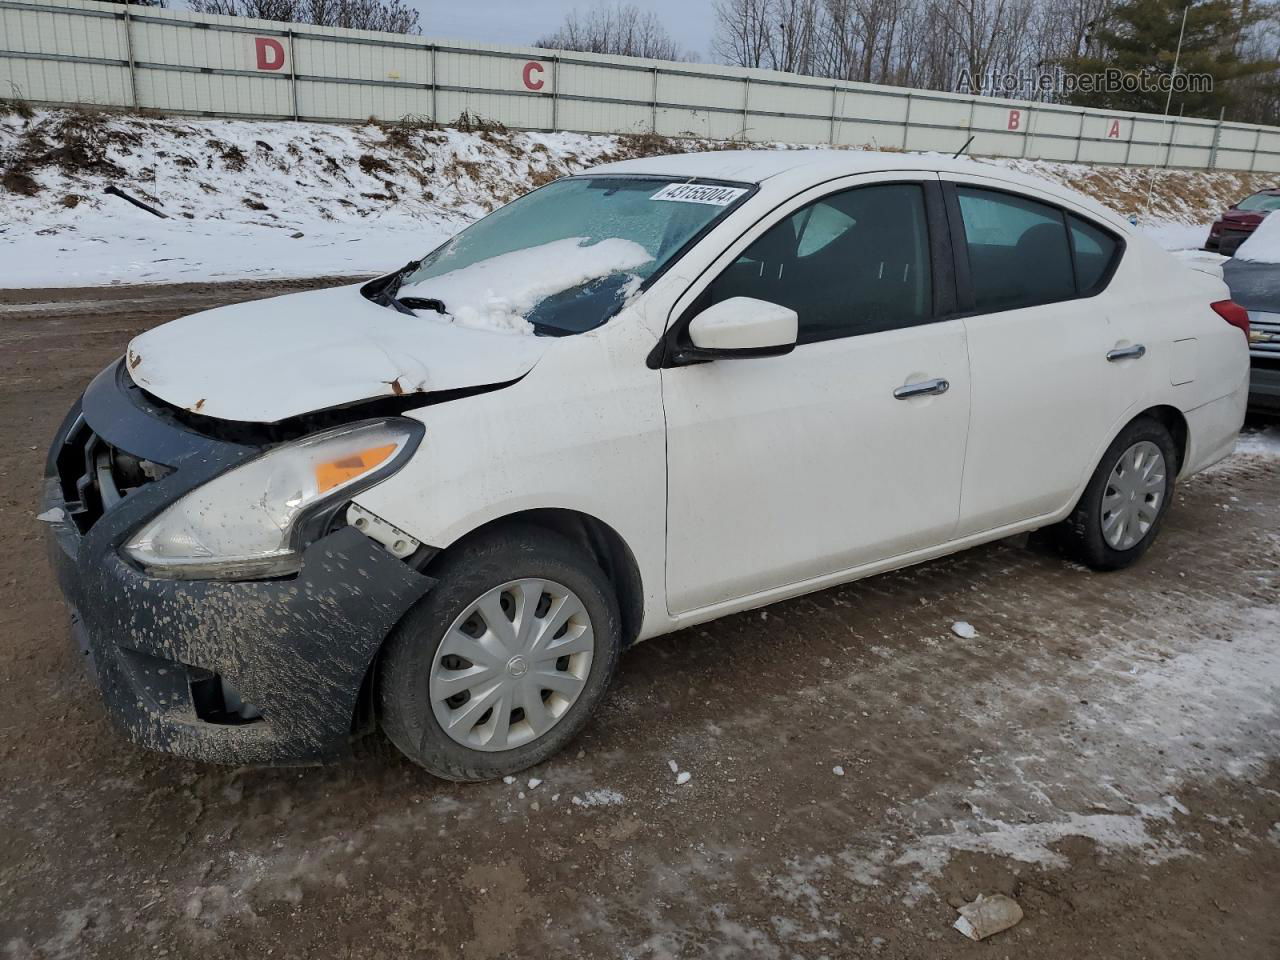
[378,524,621,781]
[1059,417,1177,571]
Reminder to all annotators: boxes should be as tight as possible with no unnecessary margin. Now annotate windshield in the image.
[1237,193,1280,212]
[397,176,751,335]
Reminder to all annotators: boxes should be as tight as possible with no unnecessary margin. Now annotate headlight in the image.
[123,419,421,580]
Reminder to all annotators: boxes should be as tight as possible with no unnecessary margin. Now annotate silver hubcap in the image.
[1100,440,1167,551]
[430,578,594,751]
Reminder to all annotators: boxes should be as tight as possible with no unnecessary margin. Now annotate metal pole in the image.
[1020,106,1030,158]
[122,5,140,109]
[1208,106,1224,170]
[650,66,658,133]
[1163,112,1180,172]
[550,55,560,131]
[1249,127,1261,172]
[286,29,299,121]
[1073,110,1084,162]
[741,77,750,140]
[1144,2,1190,215]
[429,44,437,123]
[902,92,912,150]
[829,84,838,145]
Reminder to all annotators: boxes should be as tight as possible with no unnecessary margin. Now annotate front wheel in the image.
[378,525,622,781]
[1058,416,1177,571]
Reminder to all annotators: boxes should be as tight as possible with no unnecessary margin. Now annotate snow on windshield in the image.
[399,236,653,334]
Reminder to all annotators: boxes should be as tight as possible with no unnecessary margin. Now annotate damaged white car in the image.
[44,151,1250,780]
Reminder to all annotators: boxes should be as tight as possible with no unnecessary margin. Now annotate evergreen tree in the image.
[1061,0,1275,118]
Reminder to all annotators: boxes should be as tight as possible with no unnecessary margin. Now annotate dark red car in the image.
[1206,188,1280,255]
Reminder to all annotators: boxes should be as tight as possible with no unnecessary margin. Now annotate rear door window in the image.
[956,187,1075,312]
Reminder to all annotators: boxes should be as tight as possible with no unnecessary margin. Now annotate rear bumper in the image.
[1183,376,1249,476]
[44,361,433,765]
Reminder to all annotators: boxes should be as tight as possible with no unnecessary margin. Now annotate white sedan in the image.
[46,151,1250,779]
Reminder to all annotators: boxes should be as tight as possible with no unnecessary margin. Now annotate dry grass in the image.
[2,170,39,195]
[0,97,34,120]
[1042,165,1276,223]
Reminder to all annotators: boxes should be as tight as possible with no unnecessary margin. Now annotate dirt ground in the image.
[1,280,1277,960]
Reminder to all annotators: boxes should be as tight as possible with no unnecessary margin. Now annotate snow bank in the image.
[0,202,454,287]
[0,110,623,288]
[1140,221,1212,252]
[1234,211,1280,262]
[402,236,652,335]
[1,108,1268,287]
[1236,426,1280,457]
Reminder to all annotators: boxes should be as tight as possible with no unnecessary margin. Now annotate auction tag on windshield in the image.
[650,183,748,206]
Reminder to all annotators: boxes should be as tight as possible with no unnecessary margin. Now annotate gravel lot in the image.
[1,280,1277,960]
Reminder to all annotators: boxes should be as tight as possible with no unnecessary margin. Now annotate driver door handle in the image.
[893,378,950,399]
[1107,344,1146,362]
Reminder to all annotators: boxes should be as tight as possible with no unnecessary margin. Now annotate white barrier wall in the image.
[3,0,1279,172]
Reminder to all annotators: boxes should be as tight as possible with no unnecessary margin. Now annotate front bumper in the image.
[1250,364,1280,412]
[43,360,433,765]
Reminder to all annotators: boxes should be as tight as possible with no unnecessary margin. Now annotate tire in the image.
[377,523,622,782]
[1058,416,1178,571]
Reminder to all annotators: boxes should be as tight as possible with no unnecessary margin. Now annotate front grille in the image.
[1249,312,1280,363]
[54,415,172,533]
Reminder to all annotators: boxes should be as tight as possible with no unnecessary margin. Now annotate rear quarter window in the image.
[1068,215,1121,295]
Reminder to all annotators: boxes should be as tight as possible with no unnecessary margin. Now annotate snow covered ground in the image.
[0,111,626,288]
[0,109,1249,287]
[0,206,455,288]
[1136,220,1212,251]
[1236,423,1280,456]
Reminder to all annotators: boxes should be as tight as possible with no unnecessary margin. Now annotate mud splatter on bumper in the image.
[43,361,432,765]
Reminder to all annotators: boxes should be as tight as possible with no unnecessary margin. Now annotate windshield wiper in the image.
[399,296,448,315]
[366,258,448,317]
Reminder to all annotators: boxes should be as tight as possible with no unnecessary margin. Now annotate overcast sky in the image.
[412,0,717,61]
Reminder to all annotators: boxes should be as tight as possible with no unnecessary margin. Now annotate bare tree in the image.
[709,0,1149,103]
[188,0,420,34]
[535,3,693,60]
[713,0,775,67]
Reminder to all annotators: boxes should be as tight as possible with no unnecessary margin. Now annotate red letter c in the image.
[522,61,545,91]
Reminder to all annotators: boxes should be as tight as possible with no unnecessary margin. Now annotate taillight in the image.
[1211,300,1250,338]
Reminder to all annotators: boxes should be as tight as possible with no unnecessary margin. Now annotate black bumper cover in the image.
[44,361,433,765]
[1250,365,1280,412]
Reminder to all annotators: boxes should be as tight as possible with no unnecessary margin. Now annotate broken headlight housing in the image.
[123,419,422,580]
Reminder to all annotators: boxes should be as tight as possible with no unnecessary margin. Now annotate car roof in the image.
[586,148,1133,233]
[588,148,1047,184]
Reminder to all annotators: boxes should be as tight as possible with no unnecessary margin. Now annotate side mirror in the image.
[676,297,798,363]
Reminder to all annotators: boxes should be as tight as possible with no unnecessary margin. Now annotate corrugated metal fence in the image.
[3,0,1280,172]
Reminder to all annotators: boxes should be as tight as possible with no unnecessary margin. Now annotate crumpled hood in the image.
[125,283,547,423]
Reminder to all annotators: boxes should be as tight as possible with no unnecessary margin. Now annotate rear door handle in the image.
[893,377,950,399]
[1107,344,1146,362]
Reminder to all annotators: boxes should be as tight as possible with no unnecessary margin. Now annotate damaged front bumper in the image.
[43,360,433,765]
